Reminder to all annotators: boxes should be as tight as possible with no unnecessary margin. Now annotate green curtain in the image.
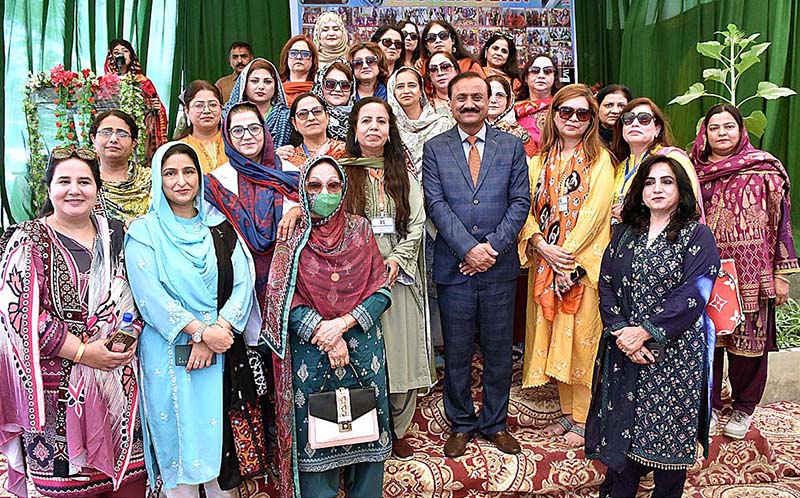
[576,0,800,226]
[2,0,176,223]
[168,0,291,137]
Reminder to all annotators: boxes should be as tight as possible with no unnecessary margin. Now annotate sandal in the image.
[561,423,585,448]
[542,416,572,437]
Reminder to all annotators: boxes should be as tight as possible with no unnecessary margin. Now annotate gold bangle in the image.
[74,342,86,364]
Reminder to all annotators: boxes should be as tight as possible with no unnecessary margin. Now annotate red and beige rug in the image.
[3,357,800,497]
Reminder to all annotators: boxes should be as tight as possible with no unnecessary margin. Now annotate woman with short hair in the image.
[347,41,389,101]
[279,35,318,106]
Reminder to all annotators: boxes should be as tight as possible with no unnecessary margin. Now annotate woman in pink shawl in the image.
[690,103,799,440]
[0,147,145,497]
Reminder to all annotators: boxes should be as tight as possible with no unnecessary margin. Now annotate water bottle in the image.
[106,312,136,352]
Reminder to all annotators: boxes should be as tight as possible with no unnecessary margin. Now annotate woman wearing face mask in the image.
[178,80,226,174]
[279,35,318,107]
[0,147,145,498]
[424,51,461,115]
[398,21,421,68]
[312,59,357,141]
[690,104,799,440]
[348,42,389,101]
[518,84,614,448]
[126,142,260,497]
[486,75,535,159]
[514,54,561,154]
[480,32,521,97]
[104,38,168,164]
[595,84,631,149]
[223,58,293,148]
[341,97,435,460]
[610,98,701,223]
[372,25,406,73]
[313,12,348,65]
[276,92,346,167]
[262,156,392,498]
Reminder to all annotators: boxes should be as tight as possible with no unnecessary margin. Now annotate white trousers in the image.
[164,479,237,498]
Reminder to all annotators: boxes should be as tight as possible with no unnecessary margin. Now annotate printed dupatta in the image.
[533,144,592,320]
[0,217,140,497]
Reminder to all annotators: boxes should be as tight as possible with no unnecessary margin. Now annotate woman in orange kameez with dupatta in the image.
[514,54,560,155]
[518,84,613,448]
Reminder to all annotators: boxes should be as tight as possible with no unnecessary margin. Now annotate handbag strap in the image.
[319,359,368,391]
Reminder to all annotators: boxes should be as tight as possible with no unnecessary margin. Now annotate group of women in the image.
[0,14,797,498]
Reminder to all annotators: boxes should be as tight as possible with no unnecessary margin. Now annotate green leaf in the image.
[756,81,797,100]
[734,52,761,75]
[697,41,725,61]
[738,32,760,48]
[703,68,729,84]
[744,110,767,139]
[669,83,707,105]
[747,42,770,58]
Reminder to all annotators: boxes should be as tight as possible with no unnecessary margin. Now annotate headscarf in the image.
[205,103,300,255]
[386,67,454,175]
[487,79,535,158]
[313,12,349,64]
[262,155,388,498]
[127,142,225,315]
[690,121,792,311]
[312,58,355,141]
[97,160,152,223]
[223,58,293,148]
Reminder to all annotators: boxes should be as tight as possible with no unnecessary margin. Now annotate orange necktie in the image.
[466,135,481,186]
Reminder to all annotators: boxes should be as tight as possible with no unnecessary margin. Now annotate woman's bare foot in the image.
[542,415,573,437]
[561,423,585,448]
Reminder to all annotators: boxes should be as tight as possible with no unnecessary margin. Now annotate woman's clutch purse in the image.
[707,259,744,336]
[307,364,379,449]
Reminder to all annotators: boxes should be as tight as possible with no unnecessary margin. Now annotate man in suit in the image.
[422,72,530,458]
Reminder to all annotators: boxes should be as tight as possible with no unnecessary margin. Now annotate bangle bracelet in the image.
[775,275,791,283]
[74,342,86,364]
[339,317,349,333]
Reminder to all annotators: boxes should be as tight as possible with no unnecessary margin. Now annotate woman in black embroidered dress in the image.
[586,155,720,498]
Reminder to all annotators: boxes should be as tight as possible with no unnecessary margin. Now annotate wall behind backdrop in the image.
[2,0,798,226]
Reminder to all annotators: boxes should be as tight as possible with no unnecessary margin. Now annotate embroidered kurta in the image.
[365,172,435,393]
[180,132,226,175]
[125,218,253,489]
[586,222,719,471]
[291,291,392,472]
[518,150,614,389]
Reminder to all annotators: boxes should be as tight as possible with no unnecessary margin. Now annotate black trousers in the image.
[600,457,687,498]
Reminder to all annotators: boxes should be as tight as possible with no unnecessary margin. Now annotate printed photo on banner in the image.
[290,0,578,83]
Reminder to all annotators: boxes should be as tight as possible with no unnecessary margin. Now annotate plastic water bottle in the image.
[107,312,136,352]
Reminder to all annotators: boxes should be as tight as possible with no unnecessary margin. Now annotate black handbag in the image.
[307,364,379,449]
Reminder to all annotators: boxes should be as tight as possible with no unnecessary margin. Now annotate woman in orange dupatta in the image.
[279,35,318,107]
[518,84,614,447]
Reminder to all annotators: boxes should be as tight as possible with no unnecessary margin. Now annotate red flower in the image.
[55,122,62,128]
[87,97,95,103]
[53,99,60,105]
[69,122,75,129]
[67,132,75,140]
[68,89,75,94]
[82,68,91,78]
[78,121,84,126]
[66,102,73,108]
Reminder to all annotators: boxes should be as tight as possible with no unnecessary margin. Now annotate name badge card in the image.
[558,195,569,213]
[372,216,396,235]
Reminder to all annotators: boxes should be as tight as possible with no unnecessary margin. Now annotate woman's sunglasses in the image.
[52,146,97,161]
[379,39,403,50]
[323,79,352,92]
[556,106,593,122]
[427,61,455,74]
[351,56,378,69]
[403,32,419,41]
[621,112,655,126]
[529,66,555,75]
[288,49,313,60]
[424,32,451,44]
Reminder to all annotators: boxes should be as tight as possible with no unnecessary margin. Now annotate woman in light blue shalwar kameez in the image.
[125,142,254,497]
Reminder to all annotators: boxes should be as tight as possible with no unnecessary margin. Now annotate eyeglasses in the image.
[427,61,455,74]
[288,49,313,60]
[556,106,593,122]
[323,78,353,92]
[190,101,220,112]
[306,180,343,194]
[424,31,451,44]
[621,111,655,126]
[229,123,264,139]
[96,128,132,139]
[529,66,555,75]
[295,106,325,121]
[379,38,404,50]
[52,146,97,161]
[403,32,419,41]
[351,56,378,69]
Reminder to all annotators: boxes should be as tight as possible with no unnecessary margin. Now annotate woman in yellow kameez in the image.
[518,84,614,447]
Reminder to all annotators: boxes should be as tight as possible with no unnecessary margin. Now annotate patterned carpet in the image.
[3,357,800,497]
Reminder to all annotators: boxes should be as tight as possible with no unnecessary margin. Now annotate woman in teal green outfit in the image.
[262,155,392,498]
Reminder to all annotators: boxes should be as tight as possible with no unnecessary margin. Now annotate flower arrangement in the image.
[21,65,150,217]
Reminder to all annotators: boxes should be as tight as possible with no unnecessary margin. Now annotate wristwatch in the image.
[192,323,208,343]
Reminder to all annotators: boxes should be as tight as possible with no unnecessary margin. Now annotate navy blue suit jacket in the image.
[422,124,531,285]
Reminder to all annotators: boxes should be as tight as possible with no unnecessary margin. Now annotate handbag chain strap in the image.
[319,359,369,392]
